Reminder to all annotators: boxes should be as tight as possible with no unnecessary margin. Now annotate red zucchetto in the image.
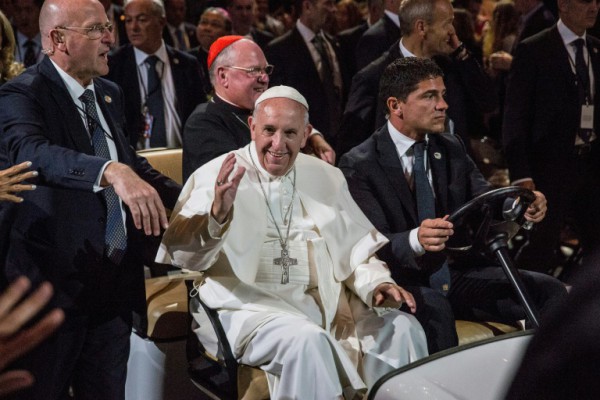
[207,35,245,69]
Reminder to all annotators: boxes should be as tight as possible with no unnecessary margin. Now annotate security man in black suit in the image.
[340,57,567,354]
[503,0,600,274]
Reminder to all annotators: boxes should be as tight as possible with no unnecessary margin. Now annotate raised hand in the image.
[211,153,246,223]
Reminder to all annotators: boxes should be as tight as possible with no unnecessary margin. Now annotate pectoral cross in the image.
[274,246,297,284]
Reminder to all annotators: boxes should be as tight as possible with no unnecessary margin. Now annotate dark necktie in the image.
[311,34,341,133]
[574,39,593,144]
[23,40,37,67]
[175,28,187,50]
[413,141,451,294]
[146,56,167,147]
[80,89,127,264]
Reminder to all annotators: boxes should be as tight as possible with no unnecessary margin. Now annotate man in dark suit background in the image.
[100,0,129,50]
[266,0,351,145]
[339,57,566,354]
[0,0,181,397]
[163,0,199,50]
[337,0,496,158]
[227,0,274,49]
[503,0,600,275]
[188,7,232,96]
[354,0,401,71]
[337,0,384,76]
[106,0,206,149]
[513,0,556,50]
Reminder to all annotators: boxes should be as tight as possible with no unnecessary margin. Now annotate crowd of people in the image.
[0,0,598,398]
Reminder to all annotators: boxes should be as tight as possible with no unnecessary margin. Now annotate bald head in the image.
[40,0,114,86]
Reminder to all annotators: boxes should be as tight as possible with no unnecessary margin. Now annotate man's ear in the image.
[216,66,228,87]
[415,19,426,37]
[387,97,402,117]
[301,123,312,147]
[52,30,65,44]
[249,116,256,140]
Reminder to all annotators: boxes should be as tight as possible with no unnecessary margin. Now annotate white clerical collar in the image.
[248,142,295,181]
[133,41,168,67]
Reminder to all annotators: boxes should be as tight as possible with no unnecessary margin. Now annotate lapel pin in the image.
[104,95,112,104]
[594,47,598,54]
[434,152,442,159]
[173,58,180,65]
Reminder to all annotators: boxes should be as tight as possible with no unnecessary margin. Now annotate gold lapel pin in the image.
[173,58,179,65]
[434,152,442,159]
[104,95,112,103]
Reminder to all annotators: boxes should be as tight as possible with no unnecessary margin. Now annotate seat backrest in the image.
[138,147,183,185]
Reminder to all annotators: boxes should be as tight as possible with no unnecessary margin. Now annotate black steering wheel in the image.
[444,186,541,328]
[445,186,536,254]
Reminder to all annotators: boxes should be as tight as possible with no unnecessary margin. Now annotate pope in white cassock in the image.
[156,85,428,399]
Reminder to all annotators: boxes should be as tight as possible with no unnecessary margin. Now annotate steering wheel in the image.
[445,186,536,254]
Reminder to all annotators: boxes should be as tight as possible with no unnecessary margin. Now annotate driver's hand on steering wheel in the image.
[417,216,454,252]
[524,191,547,223]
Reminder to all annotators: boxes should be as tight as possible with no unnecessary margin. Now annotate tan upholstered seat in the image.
[455,320,521,346]
[137,147,183,185]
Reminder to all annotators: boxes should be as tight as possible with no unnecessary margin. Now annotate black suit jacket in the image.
[188,46,212,96]
[337,41,496,158]
[337,22,368,76]
[354,14,400,71]
[266,26,351,143]
[250,27,275,50]
[106,44,206,148]
[503,26,600,185]
[0,57,181,313]
[512,4,556,51]
[162,22,200,50]
[182,95,252,181]
[339,126,490,285]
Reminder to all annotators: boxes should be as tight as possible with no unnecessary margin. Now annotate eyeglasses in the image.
[223,65,274,77]
[55,23,114,40]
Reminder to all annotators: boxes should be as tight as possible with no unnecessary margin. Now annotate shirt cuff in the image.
[409,227,425,256]
[93,160,114,193]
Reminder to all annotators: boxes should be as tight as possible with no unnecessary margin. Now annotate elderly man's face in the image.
[217,39,269,109]
[423,0,456,57]
[250,98,310,176]
[196,11,230,50]
[125,0,165,54]
[394,76,448,140]
[55,0,114,85]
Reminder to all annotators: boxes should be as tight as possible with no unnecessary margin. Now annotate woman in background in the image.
[0,10,24,86]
